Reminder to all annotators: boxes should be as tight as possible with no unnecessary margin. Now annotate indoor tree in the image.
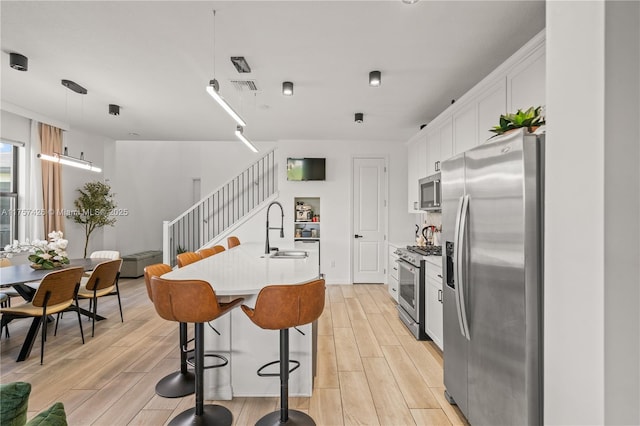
[69,181,117,258]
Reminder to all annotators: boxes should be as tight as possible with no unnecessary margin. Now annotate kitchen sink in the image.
[269,250,308,259]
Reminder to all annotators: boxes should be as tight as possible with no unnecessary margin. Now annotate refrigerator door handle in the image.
[457,195,471,340]
[452,196,467,339]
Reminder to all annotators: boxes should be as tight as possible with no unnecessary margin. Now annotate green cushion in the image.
[0,381,31,426]
[26,402,67,426]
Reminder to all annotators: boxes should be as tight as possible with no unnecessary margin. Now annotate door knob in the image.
[354,234,363,238]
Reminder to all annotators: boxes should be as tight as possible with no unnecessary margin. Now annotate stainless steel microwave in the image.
[419,173,441,211]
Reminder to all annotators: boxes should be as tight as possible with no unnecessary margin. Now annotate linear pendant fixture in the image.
[235,126,258,153]
[206,79,247,126]
[37,150,102,173]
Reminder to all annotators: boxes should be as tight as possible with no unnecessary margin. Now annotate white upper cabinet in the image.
[439,118,453,163]
[407,136,422,213]
[507,46,545,112]
[417,134,428,178]
[406,30,544,213]
[425,128,440,175]
[477,78,507,145]
[453,102,477,155]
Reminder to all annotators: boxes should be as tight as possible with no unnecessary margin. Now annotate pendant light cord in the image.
[212,9,217,77]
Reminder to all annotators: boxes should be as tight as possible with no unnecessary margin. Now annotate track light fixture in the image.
[282,81,294,96]
[235,126,258,153]
[38,147,102,173]
[207,80,247,126]
[355,113,364,123]
[9,53,28,71]
[369,71,381,87]
[205,10,247,127]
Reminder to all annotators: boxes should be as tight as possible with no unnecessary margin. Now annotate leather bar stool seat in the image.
[241,279,326,426]
[150,276,243,426]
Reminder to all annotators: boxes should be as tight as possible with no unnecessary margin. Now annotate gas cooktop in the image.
[406,245,442,256]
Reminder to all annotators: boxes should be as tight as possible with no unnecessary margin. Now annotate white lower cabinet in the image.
[425,258,443,350]
[388,249,400,302]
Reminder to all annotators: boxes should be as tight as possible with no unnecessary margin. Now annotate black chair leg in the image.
[115,275,124,323]
[91,297,97,337]
[155,322,195,398]
[54,313,60,336]
[40,316,46,365]
[75,300,85,344]
[167,322,232,426]
[256,329,316,426]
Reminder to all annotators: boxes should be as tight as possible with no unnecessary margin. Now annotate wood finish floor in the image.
[0,277,468,425]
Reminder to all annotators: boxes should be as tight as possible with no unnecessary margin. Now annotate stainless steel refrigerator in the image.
[441,128,543,425]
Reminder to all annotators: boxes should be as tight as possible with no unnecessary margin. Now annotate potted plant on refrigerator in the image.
[489,106,545,137]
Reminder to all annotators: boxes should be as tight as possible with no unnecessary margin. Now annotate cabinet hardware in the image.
[437,289,442,302]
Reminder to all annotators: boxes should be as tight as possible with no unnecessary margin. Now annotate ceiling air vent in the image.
[229,80,259,92]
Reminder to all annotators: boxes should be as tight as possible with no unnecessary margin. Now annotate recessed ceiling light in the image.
[369,71,381,87]
[401,0,419,4]
[9,52,28,71]
[109,104,120,116]
[128,132,140,137]
[355,113,364,123]
[282,81,294,96]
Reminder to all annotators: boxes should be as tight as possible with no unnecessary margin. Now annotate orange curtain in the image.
[39,123,64,235]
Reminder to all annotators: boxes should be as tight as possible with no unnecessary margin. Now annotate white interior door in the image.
[352,158,386,283]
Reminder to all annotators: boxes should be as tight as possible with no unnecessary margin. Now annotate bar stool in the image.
[150,276,243,426]
[241,279,325,426]
[227,236,241,249]
[144,264,195,398]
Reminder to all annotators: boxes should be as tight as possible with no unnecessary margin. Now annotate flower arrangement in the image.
[3,231,70,269]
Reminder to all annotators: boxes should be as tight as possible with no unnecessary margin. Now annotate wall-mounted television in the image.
[286,158,326,181]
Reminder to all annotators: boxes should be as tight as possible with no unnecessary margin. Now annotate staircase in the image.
[162,149,277,266]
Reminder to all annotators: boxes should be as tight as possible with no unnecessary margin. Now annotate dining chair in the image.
[0,292,9,337]
[176,252,202,268]
[197,245,225,259]
[76,259,123,337]
[0,258,21,306]
[84,250,120,277]
[89,250,120,260]
[0,267,85,364]
[227,236,241,249]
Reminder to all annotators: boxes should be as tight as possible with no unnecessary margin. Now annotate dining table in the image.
[0,257,111,362]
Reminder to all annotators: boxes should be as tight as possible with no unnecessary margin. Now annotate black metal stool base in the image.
[155,371,195,398]
[168,404,232,426]
[256,409,316,426]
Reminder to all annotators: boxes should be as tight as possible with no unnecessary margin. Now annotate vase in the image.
[30,262,63,270]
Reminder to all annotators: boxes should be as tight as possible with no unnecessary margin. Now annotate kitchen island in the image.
[161,242,321,400]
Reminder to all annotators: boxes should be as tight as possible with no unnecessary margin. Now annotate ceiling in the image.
[1,1,545,143]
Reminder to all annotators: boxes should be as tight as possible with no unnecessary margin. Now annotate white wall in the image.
[61,128,110,258]
[545,1,640,424]
[112,138,413,283]
[1,110,114,258]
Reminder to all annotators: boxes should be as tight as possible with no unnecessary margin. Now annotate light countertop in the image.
[162,242,320,296]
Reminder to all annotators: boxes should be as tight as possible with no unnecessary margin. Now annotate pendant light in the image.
[235,126,258,153]
[38,149,102,173]
[205,10,247,127]
[39,80,102,173]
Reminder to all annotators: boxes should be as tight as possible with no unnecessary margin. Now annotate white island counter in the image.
[162,242,321,400]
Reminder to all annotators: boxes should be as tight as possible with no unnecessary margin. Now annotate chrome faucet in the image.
[265,201,285,254]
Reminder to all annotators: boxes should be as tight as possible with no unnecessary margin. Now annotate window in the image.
[0,142,18,248]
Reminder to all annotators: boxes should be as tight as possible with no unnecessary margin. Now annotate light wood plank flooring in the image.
[0,277,468,425]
